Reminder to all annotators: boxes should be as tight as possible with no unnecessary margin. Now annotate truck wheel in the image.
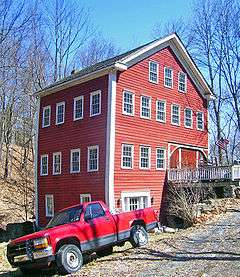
[130,225,148,247]
[96,246,113,257]
[56,244,83,275]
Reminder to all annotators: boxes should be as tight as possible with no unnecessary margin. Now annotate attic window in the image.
[149,61,159,84]
[164,67,173,88]
[178,72,187,92]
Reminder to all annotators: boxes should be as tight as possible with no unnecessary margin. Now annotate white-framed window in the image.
[171,104,180,126]
[156,100,166,123]
[45,194,54,217]
[197,112,204,131]
[149,61,159,84]
[139,145,151,169]
[70,149,80,173]
[184,108,193,128]
[42,106,51,128]
[56,102,65,125]
[122,90,134,116]
[121,191,150,212]
[53,152,61,175]
[156,148,166,170]
[74,96,84,120]
[88,145,99,172]
[164,67,173,88]
[80,194,91,203]
[141,96,151,119]
[40,154,48,176]
[178,72,187,92]
[121,144,134,169]
[90,90,101,117]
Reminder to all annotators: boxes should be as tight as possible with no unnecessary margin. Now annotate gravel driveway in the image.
[0,210,239,277]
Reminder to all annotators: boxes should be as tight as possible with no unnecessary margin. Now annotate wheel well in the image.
[55,237,81,253]
[131,220,146,229]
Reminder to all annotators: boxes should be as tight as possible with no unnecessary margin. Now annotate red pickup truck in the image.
[7,201,158,275]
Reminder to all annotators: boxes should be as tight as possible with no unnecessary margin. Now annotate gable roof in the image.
[36,33,213,100]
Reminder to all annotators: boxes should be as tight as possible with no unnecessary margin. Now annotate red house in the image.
[35,33,213,226]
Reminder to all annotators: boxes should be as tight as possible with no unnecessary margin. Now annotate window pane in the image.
[164,68,173,87]
[140,146,150,168]
[71,150,80,173]
[156,101,166,122]
[172,105,180,125]
[41,155,48,175]
[197,112,204,130]
[53,153,61,174]
[185,109,192,128]
[74,97,83,119]
[141,96,151,118]
[56,103,65,124]
[88,146,98,171]
[123,91,134,115]
[43,107,50,127]
[156,148,165,169]
[149,61,158,83]
[91,92,101,116]
[122,144,133,168]
[179,72,186,92]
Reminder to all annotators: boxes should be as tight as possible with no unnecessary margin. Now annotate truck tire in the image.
[56,244,83,275]
[96,246,113,257]
[130,225,148,247]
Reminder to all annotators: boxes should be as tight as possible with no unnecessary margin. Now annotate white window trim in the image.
[156,147,166,170]
[178,72,187,93]
[45,194,54,217]
[42,106,51,128]
[87,145,99,172]
[197,111,204,131]
[149,61,159,84]
[122,90,135,116]
[121,144,134,169]
[171,104,181,126]
[121,191,151,212]
[90,90,101,117]
[80,193,91,203]
[73,95,84,121]
[55,101,65,125]
[40,154,48,176]
[70,149,80,173]
[156,100,166,123]
[140,95,151,119]
[184,108,193,129]
[139,145,151,170]
[164,67,173,88]
[52,152,62,175]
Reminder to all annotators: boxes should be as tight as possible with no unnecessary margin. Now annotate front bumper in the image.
[7,243,55,268]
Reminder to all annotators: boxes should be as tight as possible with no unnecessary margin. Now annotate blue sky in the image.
[82,0,192,51]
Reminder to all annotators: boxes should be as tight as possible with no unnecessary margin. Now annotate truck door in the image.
[81,203,117,251]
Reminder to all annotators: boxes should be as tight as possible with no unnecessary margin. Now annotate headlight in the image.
[33,237,49,249]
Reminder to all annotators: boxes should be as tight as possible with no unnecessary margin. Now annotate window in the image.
[80,194,91,203]
[90,90,101,116]
[53,152,61,175]
[197,112,204,130]
[140,145,151,169]
[149,61,159,83]
[164,67,173,88]
[122,191,150,212]
[171,104,180,126]
[156,148,166,170]
[141,96,151,119]
[88,145,99,172]
[42,106,51,128]
[156,100,166,122]
[56,102,65,125]
[121,144,134,169]
[70,149,80,173]
[74,96,84,120]
[40,154,48,176]
[45,194,54,217]
[84,203,105,220]
[123,90,134,116]
[178,72,187,92]
[184,108,193,128]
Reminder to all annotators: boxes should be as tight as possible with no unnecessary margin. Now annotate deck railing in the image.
[168,166,232,183]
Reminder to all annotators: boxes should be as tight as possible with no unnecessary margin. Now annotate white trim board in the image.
[105,72,117,212]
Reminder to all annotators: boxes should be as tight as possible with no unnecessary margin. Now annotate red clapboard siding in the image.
[114,46,208,212]
[38,75,108,226]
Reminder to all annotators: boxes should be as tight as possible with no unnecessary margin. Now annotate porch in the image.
[168,165,240,184]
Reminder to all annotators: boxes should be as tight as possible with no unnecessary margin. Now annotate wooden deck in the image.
[168,165,237,183]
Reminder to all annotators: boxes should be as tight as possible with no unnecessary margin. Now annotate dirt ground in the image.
[0,202,239,277]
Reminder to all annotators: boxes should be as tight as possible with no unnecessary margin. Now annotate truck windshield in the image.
[46,206,83,229]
